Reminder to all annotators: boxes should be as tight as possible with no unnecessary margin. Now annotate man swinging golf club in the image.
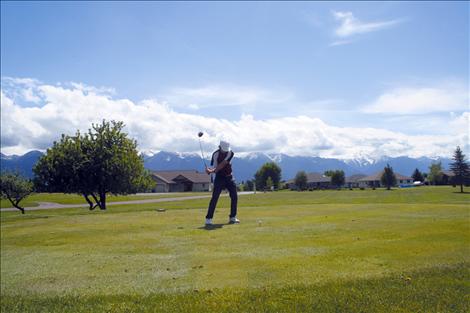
[204,140,240,226]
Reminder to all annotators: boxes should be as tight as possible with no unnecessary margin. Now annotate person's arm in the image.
[213,151,233,173]
[213,160,228,173]
[206,151,218,174]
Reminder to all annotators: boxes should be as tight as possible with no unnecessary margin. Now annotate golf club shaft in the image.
[198,138,208,168]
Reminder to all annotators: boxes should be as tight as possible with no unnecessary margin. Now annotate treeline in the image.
[238,146,470,193]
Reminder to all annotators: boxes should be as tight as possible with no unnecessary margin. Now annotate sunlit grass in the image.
[1,186,469,312]
[0,192,211,208]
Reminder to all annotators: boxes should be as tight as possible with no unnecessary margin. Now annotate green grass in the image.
[1,186,469,312]
[0,192,211,208]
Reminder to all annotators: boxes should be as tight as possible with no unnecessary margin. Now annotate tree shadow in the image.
[452,191,470,194]
[198,223,225,230]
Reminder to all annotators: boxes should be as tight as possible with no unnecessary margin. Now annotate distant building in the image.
[287,172,331,190]
[151,170,211,192]
[441,170,456,185]
[345,174,367,188]
[358,171,413,188]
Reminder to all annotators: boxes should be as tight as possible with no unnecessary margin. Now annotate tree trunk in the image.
[83,193,97,210]
[6,196,25,214]
[13,202,25,214]
[99,192,106,210]
[461,183,464,193]
[91,193,101,210]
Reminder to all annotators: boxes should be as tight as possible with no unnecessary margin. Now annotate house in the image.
[358,171,413,188]
[441,170,455,185]
[287,172,331,190]
[344,174,367,188]
[151,170,211,192]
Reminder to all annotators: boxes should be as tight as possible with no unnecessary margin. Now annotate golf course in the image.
[1,186,469,312]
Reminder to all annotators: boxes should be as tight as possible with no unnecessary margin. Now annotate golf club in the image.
[198,131,208,168]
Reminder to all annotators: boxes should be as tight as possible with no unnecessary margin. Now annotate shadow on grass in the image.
[198,223,225,230]
[452,191,470,194]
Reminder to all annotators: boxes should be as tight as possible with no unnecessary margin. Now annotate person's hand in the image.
[205,167,214,174]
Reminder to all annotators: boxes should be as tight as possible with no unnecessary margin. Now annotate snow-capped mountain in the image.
[1,150,453,182]
[0,150,44,178]
[143,151,453,182]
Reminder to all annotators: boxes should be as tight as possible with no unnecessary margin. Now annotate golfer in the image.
[205,140,240,226]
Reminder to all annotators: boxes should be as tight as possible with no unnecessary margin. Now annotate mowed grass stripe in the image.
[1,263,468,313]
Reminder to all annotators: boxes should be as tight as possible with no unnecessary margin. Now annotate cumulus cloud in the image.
[363,82,469,114]
[1,78,467,159]
[332,11,402,38]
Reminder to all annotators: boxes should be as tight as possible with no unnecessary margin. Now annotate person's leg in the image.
[226,177,238,218]
[206,177,224,219]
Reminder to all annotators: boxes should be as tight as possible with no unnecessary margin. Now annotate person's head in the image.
[219,140,231,152]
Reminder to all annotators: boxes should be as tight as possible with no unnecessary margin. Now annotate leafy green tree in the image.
[324,170,334,177]
[381,164,397,190]
[33,132,94,206]
[450,146,470,193]
[294,171,308,191]
[34,120,155,210]
[0,172,33,214]
[331,170,345,188]
[245,180,254,191]
[255,162,281,190]
[411,168,424,182]
[428,162,443,185]
[266,177,273,190]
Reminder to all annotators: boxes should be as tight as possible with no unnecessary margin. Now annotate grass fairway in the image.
[1,187,469,312]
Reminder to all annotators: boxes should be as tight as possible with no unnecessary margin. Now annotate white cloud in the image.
[163,84,293,110]
[449,112,470,138]
[1,78,467,159]
[22,88,41,103]
[69,82,116,96]
[332,11,402,38]
[363,82,469,114]
[329,39,354,47]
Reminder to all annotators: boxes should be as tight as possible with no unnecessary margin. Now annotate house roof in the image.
[358,171,412,182]
[345,174,367,183]
[152,170,210,184]
[306,172,331,183]
[287,172,331,184]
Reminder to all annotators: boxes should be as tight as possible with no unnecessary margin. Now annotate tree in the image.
[324,170,334,177]
[33,132,92,204]
[450,146,470,193]
[428,162,443,185]
[245,180,254,191]
[0,172,33,214]
[381,164,397,190]
[411,168,424,182]
[34,120,155,210]
[331,170,345,189]
[294,171,308,191]
[254,162,281,190]
[266,177,273,190]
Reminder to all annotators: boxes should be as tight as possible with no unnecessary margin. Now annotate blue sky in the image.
[1,1,469,158]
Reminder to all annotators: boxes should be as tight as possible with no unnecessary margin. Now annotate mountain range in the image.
[1,150,452,182]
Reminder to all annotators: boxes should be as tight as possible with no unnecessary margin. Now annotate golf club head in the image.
[197,132,207,168]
